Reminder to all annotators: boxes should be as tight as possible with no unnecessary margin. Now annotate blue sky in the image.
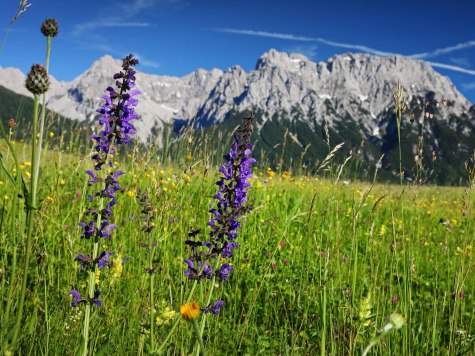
[1,0,475,102]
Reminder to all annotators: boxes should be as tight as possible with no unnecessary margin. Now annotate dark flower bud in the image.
[8,118,16,129]
[25,64,49,95]
[40,18,59,37]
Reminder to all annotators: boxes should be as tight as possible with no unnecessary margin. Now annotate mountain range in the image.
[1,49,474,184]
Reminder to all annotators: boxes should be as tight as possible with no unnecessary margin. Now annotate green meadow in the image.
[0,133,474,354]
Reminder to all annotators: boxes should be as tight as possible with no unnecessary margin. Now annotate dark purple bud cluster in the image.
[70,54,140,307]
[183,115,255,315]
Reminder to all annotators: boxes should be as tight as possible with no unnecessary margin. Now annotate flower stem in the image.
[81,240,99,356]
[12,94,39,345]
[191,319,206,356]
[149,231,155,352]
[33,35,52,192]
[155,281,198,354]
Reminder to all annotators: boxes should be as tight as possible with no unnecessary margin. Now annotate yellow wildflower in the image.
[111,256,123,278]
[95,270,101,285]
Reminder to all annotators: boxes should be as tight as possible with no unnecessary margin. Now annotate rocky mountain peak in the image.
[0,49,472,142]
[256,48,311,71]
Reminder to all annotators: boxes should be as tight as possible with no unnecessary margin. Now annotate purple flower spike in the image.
[183,115,255,286]
[72,55,140,309]
[184,259,199,280]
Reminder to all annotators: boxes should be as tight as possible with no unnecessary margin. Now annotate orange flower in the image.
[180,302,200,321]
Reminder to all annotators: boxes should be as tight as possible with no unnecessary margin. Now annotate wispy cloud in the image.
[462,82,475,91]
[218,28,398,57]
[427,61,475,76]
[217,28,475,77]
[73,0,169,36]
[450,57,470,67]
[135,53,161,68]
[73,22,151,36]
[409,41,475,59]
[218,28,315,42]
[285,44,319,59]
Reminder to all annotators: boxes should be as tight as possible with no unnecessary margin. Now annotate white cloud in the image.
[218,28,315,42]
[409,41,475,59]
[135,53,161,68]
[285,44,318,59]
[462,82,475,90]
[449,57,470,68]
[217,28,475,77]
[218,28,397,56]
[426,61,475,76]
[73,21,151,36]
[72,0,176,36]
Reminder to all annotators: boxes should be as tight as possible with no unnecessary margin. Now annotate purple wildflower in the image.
[74,253,92,271]
[216,263,234,281]
[96,251,114,268]
[68,289,101,307]
[69,290,84,307]
[203,300,224,316]
[78,221,95,239]
[198,261,213,279]
[91,290,102,307]
[71,54,140,309]
[184,259,198,280]
[85,170,99,186]
[183,115,255,283]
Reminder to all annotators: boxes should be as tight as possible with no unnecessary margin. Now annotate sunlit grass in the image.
[1,135,473,354]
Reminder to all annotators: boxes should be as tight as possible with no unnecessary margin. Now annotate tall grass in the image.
[0,127,473,353]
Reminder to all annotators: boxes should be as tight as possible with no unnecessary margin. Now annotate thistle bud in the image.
[25,64,49,95]
[40,18,59,37]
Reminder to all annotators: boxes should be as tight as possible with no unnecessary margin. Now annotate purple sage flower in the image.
[216,263,234,281]
[71,54,140,309]
[203,300,224,316]
[91,290,102,307]
[96,251,114,268]
[69,290,84,307]
[183,115,255,283]
[74,253,92,271]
